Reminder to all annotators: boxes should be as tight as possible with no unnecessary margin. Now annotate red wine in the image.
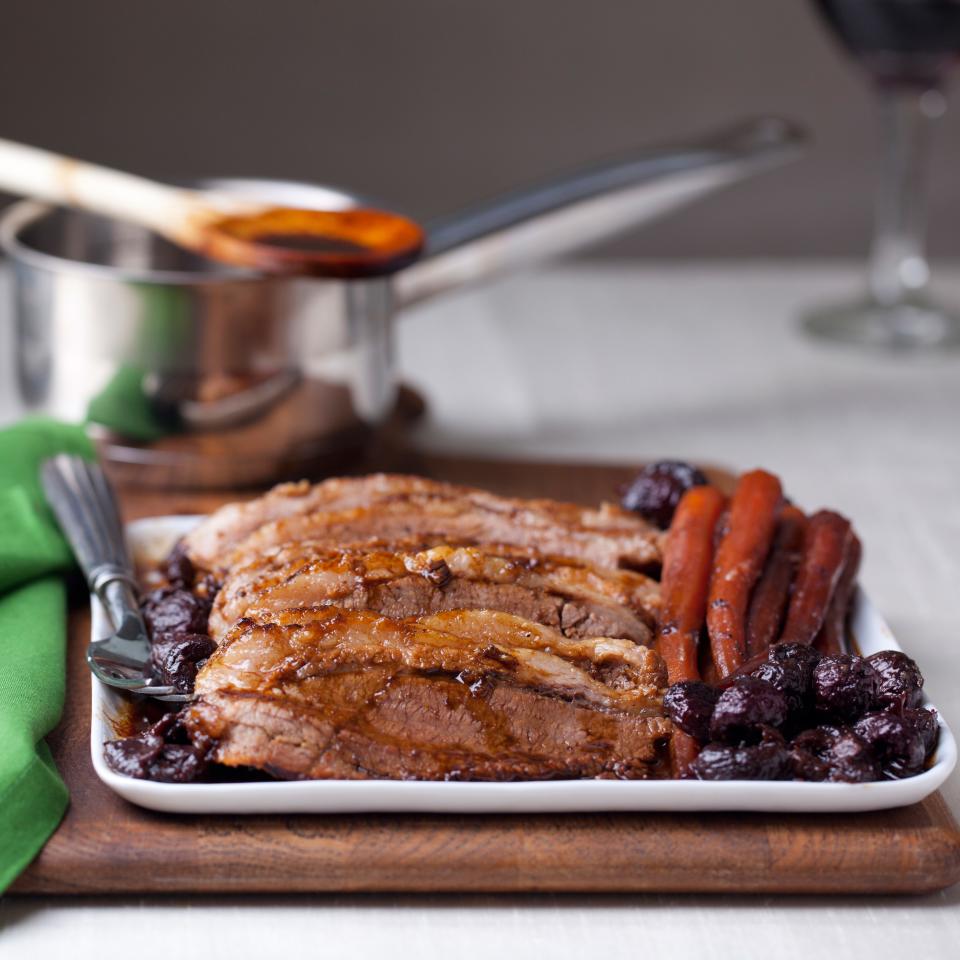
[815,0,960,85]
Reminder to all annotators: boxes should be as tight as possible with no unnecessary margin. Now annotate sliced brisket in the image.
[185,607,669,781]
[209,544,659,645]
[183,474,660,574]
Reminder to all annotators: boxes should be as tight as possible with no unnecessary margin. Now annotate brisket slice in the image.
[218,496,659,576]
[182,475,441,570]
[185,608,670,781]
[210,544,659,645]
[182,474,660,575]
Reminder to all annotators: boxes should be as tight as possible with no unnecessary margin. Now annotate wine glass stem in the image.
[867,84,942,309]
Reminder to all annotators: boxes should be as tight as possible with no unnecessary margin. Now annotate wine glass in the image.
[803,0,960,349]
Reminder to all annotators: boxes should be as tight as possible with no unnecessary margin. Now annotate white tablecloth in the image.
[3,264,959,957]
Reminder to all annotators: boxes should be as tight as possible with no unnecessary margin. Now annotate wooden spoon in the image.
[0,137,424,277]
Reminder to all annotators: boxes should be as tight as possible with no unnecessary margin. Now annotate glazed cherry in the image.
[687,731,792,781]
[103,713,209,783]
[162,543,197,588]
[751,660,807,715]
[791,725,880,783]
[664,681,718,743]
[767,642,821,685]
[620,460,708,529]
[149,632,216,693]
[902,706,939,759]
[142,587,212,636]
[709,677,788,745]
[853,710,926,778]
[811,654,879,721]
[866,650,924,709]
[789,726,833,781]
[148,743,209,783]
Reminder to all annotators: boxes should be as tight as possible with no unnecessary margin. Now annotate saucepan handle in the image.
[393,116,804,308]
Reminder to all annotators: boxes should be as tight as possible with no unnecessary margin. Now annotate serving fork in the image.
[42,454,189,702]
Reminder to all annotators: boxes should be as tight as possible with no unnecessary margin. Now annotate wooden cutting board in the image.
[10,456,960,895]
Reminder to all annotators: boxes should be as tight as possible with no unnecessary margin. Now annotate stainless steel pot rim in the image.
[0,178,369,286]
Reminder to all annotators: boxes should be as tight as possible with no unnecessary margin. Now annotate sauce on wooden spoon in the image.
[199,206,425,278]
[0,137,426,279]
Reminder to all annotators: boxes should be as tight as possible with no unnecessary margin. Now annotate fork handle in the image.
[41,454,144,635]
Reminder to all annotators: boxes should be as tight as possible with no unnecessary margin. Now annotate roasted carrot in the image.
[656,485,726,683]
[745,505,806,658]
[706,470,783,677]
[815,533,861,655]
[780,510,853,646]
[657,484,725,778]
[672,732,702,777]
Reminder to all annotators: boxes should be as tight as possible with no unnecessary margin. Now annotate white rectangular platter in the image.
[91,515,956,815]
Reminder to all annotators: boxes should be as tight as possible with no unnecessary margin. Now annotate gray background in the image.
[1,0,958,259]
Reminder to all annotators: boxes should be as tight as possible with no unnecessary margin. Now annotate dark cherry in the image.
[148,743,209,783]
[902,706,939,759]
[751,660,807,715]
[620,460,708,529]
[811,654,880,721]
[866,650,924,709]
[142,587,212,636]
[149,632,217,693]
[790,725,880,783]
[754,645,822,724]
[103,713,210,783]
[663,681,719,743]
[709,677,788,745]
[827,727,883,782]
[767,642,822,684]
[789,726,833,781]
[102,723,167,779]
[162,543,196,588]
[687,730,792,781]
[853,710,926,779]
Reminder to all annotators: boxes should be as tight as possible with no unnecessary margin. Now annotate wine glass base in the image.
[802,299,960,350]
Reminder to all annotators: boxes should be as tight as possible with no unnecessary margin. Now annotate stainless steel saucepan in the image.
[0,117,802,488]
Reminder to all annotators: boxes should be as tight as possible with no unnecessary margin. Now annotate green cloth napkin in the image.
[0,418,94,892]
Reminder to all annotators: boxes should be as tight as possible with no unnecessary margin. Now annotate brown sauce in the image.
[202,206,424,279]
[109,696,175,739]
[251,233,369,254]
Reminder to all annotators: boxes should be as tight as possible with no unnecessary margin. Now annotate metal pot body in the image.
[3,181,398,487]
[0,119,803,488]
